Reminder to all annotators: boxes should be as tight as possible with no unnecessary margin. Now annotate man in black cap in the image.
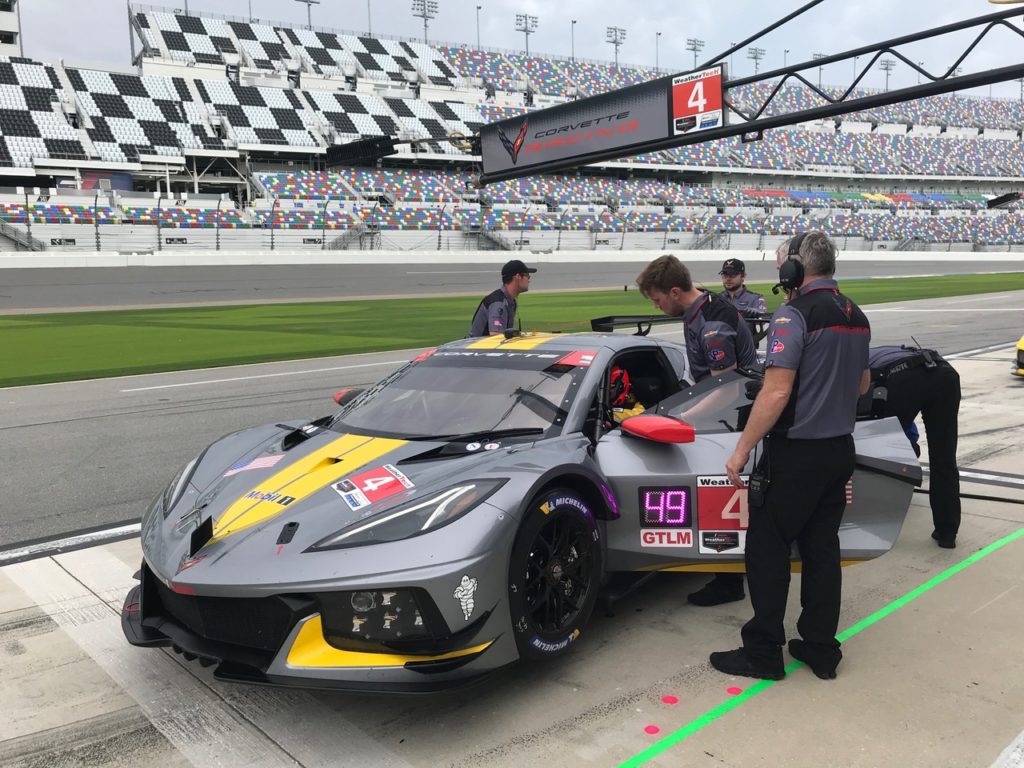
[719,258,767,318]
[468,259,537,337]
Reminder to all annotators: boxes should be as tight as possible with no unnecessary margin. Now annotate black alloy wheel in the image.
[508,488,602,661]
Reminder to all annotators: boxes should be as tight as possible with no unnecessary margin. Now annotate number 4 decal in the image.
[687,80,707,113]
[719,488,749,529]
[361,476,394,493]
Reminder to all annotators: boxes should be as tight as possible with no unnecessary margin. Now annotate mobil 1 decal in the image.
[697,475,748,555]
[480,77,670,178]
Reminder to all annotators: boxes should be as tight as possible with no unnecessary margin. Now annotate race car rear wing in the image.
[590,316,680,336]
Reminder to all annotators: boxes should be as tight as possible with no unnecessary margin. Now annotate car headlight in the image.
[161,453,202,517]
[311,479,507,550]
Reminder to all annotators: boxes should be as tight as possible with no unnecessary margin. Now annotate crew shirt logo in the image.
[771,339,785,354]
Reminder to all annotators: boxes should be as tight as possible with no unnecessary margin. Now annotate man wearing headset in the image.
[709,231,871,682]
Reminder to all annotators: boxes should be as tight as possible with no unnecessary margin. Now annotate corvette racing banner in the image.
[479,65,725,184]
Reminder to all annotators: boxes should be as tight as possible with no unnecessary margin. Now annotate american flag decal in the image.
[224,455,285,477]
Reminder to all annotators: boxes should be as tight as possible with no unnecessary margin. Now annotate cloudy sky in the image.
[18,0,1024,98]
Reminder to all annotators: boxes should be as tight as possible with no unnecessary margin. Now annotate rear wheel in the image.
[508,487,602,661]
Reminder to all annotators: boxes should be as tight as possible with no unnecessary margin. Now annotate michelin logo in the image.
[530,628,581,653]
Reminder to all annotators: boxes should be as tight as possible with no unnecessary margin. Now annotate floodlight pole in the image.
[686,38,704,70]
[747,46,765,74]
[411,0,438,45]
[294,0,320,30]
[656,31,662,73]
[476,5,482,49]
[571,19,576,62]
[515,13,537,56]
[812,52,825,88]
[879,57,895,91]
[606,26,626,71]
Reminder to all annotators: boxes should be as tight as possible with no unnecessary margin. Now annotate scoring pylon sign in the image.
[671,65,725,136]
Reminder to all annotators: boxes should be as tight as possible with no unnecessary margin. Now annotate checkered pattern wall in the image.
[0,57,86,167]
[302,90,399,142]
[278,27,357,78]
[383,97,483,152]
[137,12,237,66]
[339,35,418,84]
[195,78,319,147]
[67,67,226,162]
[227,21,293,71]
[401,41,461,88]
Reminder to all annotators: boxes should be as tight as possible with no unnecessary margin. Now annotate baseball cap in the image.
[501,259,538,280]
[719,258,746,275]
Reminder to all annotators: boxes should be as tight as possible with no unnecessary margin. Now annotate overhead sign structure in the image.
[479,65,726,185]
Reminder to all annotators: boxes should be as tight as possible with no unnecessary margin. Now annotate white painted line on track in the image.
[948,343,1019,359]
[0,523,141,565]
[991,730,1024,768]
[120,359,409,392]
[405,269,494,274]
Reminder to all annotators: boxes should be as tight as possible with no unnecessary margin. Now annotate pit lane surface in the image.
[1,342,1022,767]
[1,291,1023,546]
[2,259,1022,312]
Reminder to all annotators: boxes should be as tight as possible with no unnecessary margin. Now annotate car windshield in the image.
[330,349,589,440]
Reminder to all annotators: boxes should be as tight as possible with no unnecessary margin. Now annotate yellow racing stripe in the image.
[465,333,557,350]
[286,615,493,668]
[211,434,408,541]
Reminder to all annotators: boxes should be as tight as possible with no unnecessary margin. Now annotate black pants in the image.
[881,362,961,539]
[741,434,855,663]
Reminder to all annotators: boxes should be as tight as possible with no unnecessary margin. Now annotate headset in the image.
[772,232,807,295]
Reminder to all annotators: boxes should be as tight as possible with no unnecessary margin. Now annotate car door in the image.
[594,365,754,572]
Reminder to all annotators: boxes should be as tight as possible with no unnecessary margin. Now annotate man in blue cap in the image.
[468,259,537,337]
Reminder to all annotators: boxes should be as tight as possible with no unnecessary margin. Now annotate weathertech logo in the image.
[498,119,529,164]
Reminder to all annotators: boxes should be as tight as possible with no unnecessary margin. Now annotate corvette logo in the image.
[497,119,528,164]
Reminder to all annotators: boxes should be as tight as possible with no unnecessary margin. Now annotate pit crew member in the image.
[468,259,537,337]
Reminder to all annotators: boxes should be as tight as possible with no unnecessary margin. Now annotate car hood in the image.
[142,422,531,585]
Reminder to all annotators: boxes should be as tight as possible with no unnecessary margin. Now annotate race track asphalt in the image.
[2,259,1022,312]
[2,289,1022,547]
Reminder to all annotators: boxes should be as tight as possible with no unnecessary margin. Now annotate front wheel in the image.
[508,487,602,661]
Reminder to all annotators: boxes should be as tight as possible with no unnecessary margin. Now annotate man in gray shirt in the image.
[468,259,536,337]
[719,258,767,317]
[711,231,871,683]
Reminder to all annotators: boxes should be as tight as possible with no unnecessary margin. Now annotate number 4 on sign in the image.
[361,476,394,493]
[687,80,707,113]
[720,488,749,529]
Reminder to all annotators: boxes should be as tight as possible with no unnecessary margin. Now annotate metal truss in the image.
[719,5,1024,139]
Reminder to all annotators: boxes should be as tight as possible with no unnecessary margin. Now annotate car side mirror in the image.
[333,387,364,406]
[620,415,696,444]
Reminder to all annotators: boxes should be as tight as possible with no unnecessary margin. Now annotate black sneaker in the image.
[788,639,840,680]
[709,648,785,681]
[688,576,745,607]
[931,531,956,549]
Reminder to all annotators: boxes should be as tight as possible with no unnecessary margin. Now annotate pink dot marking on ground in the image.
[727,686,743,695]
[661,695,679,705]
[644,725,661,735]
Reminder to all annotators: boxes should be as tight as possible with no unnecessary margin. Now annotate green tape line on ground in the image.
[619,526,1024,768]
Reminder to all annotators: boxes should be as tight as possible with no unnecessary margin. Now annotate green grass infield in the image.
[4,272,1023,388]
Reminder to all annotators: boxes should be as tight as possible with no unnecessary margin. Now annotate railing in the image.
[0,220,47,251]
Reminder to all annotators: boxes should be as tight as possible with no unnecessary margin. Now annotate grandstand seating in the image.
[3,10,1024,253]
[0,57,87,166]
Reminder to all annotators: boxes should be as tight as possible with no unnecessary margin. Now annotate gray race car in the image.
[122,326,921,692]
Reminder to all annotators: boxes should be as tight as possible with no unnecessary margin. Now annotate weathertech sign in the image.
[481,78,669,181]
